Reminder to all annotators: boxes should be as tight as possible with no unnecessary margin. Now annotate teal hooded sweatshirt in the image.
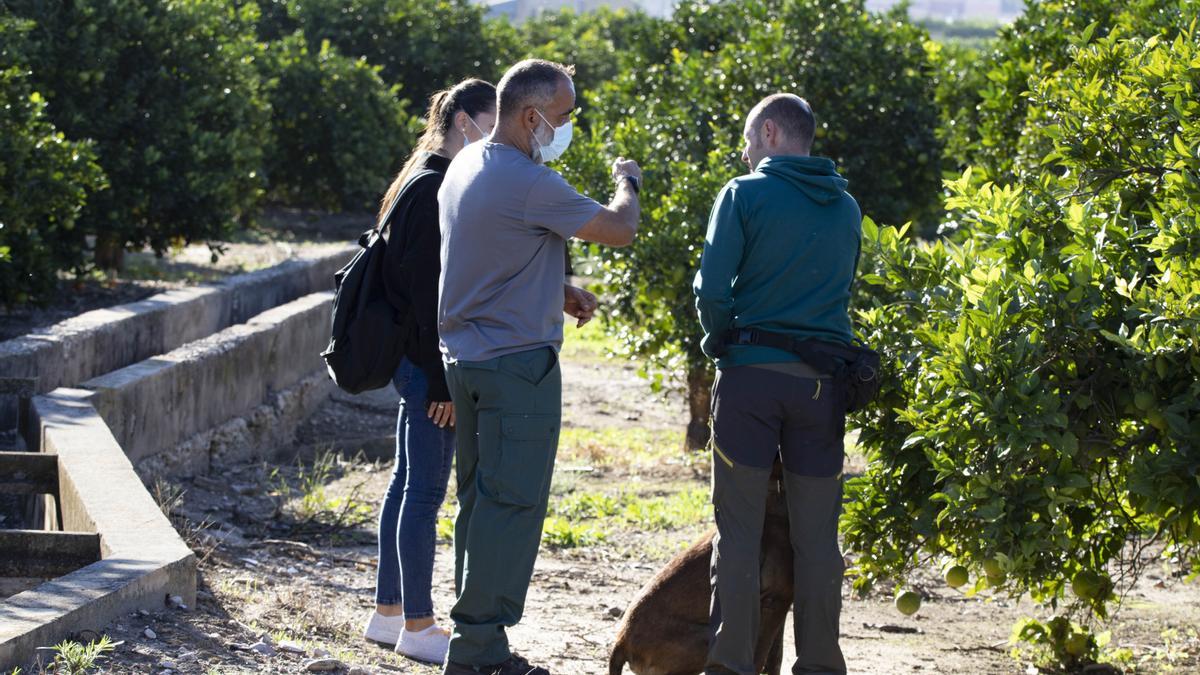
[693,155,862,368]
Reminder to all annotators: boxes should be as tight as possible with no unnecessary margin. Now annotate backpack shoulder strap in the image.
[377,168,440,238]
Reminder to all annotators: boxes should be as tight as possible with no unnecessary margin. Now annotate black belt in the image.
[723,327,855,376]
[723,327,881,412]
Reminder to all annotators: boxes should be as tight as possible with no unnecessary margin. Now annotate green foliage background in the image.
[844,0,1199,661]
[0,15,105,305]
[4,0,269,266]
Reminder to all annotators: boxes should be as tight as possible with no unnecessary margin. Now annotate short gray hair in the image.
[497,59,575,119]
[750,94,816,150]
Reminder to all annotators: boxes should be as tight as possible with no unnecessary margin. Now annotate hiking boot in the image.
[442,653,550,675]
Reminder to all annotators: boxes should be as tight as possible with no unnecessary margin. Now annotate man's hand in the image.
[611,157,642,183]
[427,400,455,428]
[564,284,598,327]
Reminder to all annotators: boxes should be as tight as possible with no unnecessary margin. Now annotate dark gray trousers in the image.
[705,366,848,675]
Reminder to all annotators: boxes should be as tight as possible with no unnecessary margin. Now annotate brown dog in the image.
[608,464,793,675]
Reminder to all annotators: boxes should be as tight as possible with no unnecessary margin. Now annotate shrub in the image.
[280,0,503,103]
[5,0,269,268]
[942,0,1189,181]
[261,32,412,211]
[845,12,1200,666]
[0,16,105,305]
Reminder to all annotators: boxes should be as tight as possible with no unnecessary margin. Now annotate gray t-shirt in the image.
[438,142,603,363]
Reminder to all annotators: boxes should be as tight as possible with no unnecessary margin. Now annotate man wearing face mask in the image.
[436,58,642,675]
[695,94,861,675]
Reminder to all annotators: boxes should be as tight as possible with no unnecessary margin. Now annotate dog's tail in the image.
[608,643,627,675]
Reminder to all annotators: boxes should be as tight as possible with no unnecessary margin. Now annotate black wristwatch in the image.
[623,174,641,194]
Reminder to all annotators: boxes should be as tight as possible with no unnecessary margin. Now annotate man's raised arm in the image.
[575,157,642,247]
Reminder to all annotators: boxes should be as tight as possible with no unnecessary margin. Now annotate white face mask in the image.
[462,116,486,151]
[532,109,573,164]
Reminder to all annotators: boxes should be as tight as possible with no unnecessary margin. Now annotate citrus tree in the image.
[5,0,268,269]
[941,0,1188,181]
[0,16,105,305]
[260,32,413,210]
[565,0,943,449]
[844,6,1200,667]
[270,0,508,104]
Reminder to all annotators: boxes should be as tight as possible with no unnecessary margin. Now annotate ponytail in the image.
[377,79,497,223]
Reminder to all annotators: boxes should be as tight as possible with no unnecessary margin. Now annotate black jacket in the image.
[381,152,451,403]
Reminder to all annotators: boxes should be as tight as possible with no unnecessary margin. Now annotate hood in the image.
[756,155,849,205]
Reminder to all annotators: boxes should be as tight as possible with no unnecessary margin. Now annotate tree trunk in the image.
[93,233,126,272]
[684,364,714,452]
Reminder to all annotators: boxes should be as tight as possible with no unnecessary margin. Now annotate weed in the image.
[48,635,115,674]
[620,488,710,530]
[152,479,217,564]
[271,451,374,536]
[556,492,621,520]
[550,487,710,531]
[542,517,606,548]
[437,516,455,541]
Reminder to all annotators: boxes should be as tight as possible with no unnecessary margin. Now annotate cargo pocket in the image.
[477,411,559,507]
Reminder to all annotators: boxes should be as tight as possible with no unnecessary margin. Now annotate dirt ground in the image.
[18,327,1200,675]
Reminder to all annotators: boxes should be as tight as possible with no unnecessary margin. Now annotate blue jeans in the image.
[375,358,456,618]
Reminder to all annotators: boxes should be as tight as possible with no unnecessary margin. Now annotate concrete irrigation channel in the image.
[0,245,355,671]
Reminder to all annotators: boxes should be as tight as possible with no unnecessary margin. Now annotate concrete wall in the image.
[0,247,352,396]
[0,390,196,671]
[81,292,335,470]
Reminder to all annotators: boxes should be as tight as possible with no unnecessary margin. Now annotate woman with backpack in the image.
[363,78,496,664]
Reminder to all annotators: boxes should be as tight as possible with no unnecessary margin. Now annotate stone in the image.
[305,658,346,672]
[144,628,157,639]
[608,606,623,618]
[168,595,188,610]
[250,641,275,656]
[348,667,371,675]
[278,641,307,655]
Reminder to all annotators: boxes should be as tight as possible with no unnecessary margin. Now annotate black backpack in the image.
[320,170,436,394]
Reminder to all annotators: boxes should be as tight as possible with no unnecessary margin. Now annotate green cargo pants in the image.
[444,347,561,667]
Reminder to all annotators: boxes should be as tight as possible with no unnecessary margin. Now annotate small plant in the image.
[48,635,115,674]
[555,492,621,520]
[436,516,455,541]
[618,488,710,530]
[271,451,374,536]
[152,478,216,564]
[541,517,606,549]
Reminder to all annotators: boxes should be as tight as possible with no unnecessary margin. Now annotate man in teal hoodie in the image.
[695,94,860,675]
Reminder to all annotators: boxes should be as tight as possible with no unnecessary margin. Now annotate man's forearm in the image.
[607,178,640,233]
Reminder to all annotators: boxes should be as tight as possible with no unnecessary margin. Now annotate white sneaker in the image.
[394,624,450,664]
[363,611,405,645]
